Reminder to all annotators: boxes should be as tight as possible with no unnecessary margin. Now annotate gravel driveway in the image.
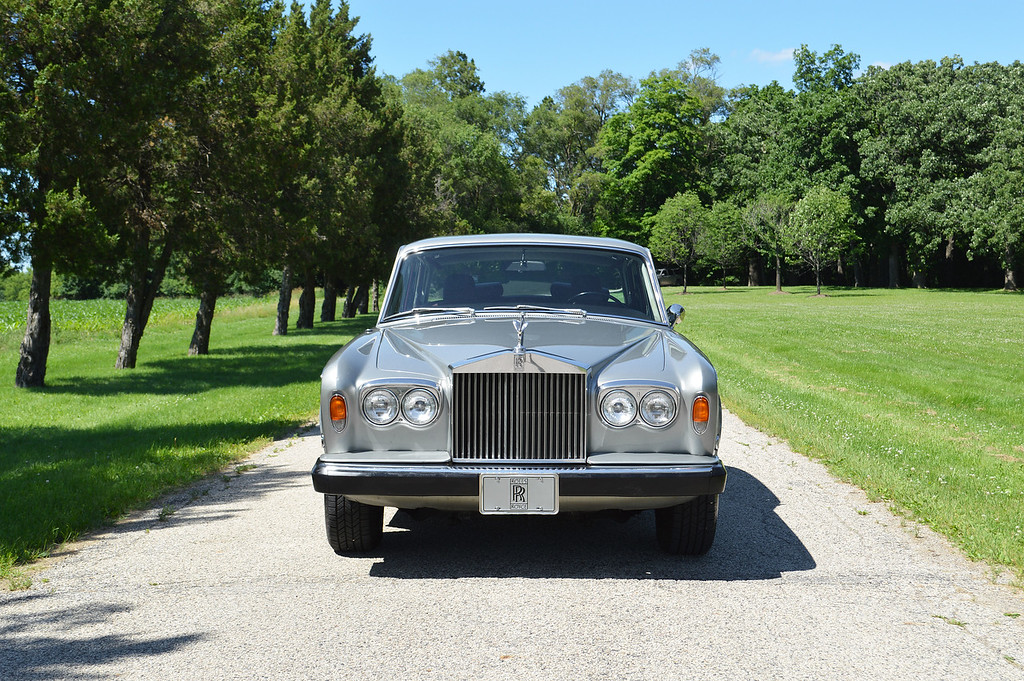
[2,409,1022,680]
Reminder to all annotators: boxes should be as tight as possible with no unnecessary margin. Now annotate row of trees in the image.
[2,0,436,387]
[704,48,1023,293]
[3,1,1021,388]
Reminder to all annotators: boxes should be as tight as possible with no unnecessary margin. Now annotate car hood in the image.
[367,315,696,381]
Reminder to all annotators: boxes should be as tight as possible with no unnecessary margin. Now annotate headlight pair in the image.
[362,388,439,427]
[600,389,677,428]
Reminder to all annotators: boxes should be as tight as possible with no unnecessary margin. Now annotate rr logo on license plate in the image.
[510,478,528,509]
[480,474,558,514]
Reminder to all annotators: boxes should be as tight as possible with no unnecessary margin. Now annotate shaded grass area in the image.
[668,286,1024,580]
[1,299,374,585]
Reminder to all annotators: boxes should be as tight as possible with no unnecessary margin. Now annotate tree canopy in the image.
[4,22,1022,386]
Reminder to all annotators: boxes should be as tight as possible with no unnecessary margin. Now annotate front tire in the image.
[324,494,384,554]
[655,494,718,555]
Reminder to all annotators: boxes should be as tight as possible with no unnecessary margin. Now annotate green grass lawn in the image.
[0,297,374,587]
[2,287,1023,588]
[668,285,1024,581]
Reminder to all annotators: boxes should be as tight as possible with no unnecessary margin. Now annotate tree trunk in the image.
[911,270,926,289]
[853,258,864,288]
[343,285,356,318]
[747,256,762,286]
[296,268,315,329]
[1004,244,1018,292]
[815,269,822,296]
[354,284,369,315]
[115,245,172,370]
[273,265,292,336]
[15,263,52,388]
[888,243,900,288]
[682,263,688,294]
[188,286,218,356]
[371,280,380,312]
[774,256,783,292]
[321,279,338,322]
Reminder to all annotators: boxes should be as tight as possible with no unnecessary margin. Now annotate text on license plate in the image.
[479,474,558,515]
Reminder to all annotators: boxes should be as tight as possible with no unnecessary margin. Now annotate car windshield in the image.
[381,244,660,323]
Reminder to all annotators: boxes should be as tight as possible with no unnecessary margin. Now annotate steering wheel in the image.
[568,291,625,307]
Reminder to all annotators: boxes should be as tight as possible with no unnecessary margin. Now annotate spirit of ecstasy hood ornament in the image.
[512,316,528,355]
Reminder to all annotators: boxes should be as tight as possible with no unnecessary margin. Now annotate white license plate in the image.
[479,474,559,515]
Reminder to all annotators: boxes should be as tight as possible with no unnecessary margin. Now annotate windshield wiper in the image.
[384,307,475,322]
[482,304,587,317]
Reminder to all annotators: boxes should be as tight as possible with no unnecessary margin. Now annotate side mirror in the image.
[666,303,685,328]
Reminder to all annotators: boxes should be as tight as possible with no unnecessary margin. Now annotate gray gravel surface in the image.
[2,409,1023,680]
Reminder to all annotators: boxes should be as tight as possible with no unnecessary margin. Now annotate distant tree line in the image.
[2,1,1021,388]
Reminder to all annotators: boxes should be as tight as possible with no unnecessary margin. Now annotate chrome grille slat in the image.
[452,372,586,463]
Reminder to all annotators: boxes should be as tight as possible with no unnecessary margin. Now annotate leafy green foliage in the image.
[697,201,744,287]
[856,57,999,283]
[0,270,30,302]
[787,186,856,294]
[597,73,704,241]
[398,49,533,234]
[647,192,709,292]
[742,195,794,291]
[793,43,860,93]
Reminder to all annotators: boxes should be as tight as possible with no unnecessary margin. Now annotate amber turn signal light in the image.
[329,394,347,423]
[692,395,710,434]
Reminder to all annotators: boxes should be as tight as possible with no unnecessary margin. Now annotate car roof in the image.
[396,233,651,259]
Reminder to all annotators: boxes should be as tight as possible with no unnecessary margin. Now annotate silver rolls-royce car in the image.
[311,234,726,555]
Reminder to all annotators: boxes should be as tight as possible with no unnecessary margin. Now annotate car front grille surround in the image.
[451,364,587,463]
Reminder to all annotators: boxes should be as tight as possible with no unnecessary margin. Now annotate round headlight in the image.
[402,389,439,426]
[362,389,398,425]
[640,390,677,427]
[601,390,637,427]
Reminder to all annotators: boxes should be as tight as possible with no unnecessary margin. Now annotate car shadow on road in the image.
[367,467,816,581]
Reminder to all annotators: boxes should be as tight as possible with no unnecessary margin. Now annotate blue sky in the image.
[331,0,1023,106]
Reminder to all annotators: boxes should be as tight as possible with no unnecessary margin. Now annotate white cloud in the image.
[871,61,893,70]
[750,48,795,64]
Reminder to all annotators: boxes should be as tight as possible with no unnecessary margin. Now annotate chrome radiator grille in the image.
[452,372,587,462]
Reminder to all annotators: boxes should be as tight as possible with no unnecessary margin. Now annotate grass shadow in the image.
[40,315,375,398]
[42,342,340,397]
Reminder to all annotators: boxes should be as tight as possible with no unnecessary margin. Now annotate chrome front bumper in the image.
[311,459,727,512]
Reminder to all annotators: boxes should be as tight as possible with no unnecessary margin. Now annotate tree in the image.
[743,195,794,292]
[658,48,727,125]
[786,186,856,295]
[184,0,281,355]
[259,0,390,334]
[2,0,119,386]
[647,192,709,293]
[710,82,796,205]
[698,201,744,288]
[399,50,523,234]
[522,70,635,232]
[426,50,484,100]
[962,62,1024,291]
[793,44,860,93]
[857,57,995,287]
[596,73,704,242]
